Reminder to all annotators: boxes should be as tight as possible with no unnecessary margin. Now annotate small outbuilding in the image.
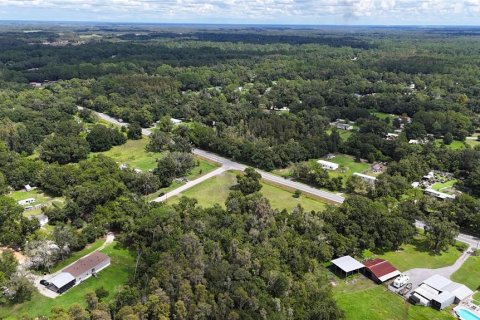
[363,258,400,283]
[18,198,35,206]
[353,172,377,184]
[331,256,364,277]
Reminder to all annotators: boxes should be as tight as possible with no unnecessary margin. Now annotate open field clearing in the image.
[168,171,329,212]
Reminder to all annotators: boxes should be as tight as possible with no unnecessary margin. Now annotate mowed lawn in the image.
[170,171,328,212]
[94,138,163,171]
[451,255,480,291]
[431,179,457,192]
[376,234,463,272]
[333,278,454,320]
[8,189,64,217]
[0,242,134,319]
[9,189,51,206]
[435,139,467,150]
[326,155,371,182]
[95,138,219,175]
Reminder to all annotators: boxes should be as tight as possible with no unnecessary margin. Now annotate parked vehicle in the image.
[40,279,49,286]
[393,273,410,288]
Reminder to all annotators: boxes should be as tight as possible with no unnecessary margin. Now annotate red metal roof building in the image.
[363,258,400,283]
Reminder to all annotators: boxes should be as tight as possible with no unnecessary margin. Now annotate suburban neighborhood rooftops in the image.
[63,252,109,277]
[331,256,364,273]
[363,258,400,282]
[49,272,75,289]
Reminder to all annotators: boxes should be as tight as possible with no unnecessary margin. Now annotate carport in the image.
[331,256,364,278]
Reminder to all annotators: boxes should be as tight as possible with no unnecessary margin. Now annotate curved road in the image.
[87,109,345,204]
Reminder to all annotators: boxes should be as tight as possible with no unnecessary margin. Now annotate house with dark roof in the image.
[363,258,400,283]
[64,252,110,283]
[45,252,110,294]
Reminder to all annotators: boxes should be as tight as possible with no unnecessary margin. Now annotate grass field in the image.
[466,139,480,148]
[9,189,51,205]
[431,179,457,192]
[473,292,480,306]
[375,234,463,271]
[435,139,467,150]
[333,278,454,320]
[0,242,134,319]
[326,155,371,183]
[169,171,328,212]
[95,138,219,175]
[8,189,64,217]
[93,138,163,171]
[451,255,480,291]
[326,128,353,141]
[371,111,394,120]
[272,154,371,185]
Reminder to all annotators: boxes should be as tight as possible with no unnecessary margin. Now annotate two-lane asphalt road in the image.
[88,109,345,204]
[85,108,480,246]
[415,220,480,247]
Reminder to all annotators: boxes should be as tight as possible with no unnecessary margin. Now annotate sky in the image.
[0,0,479,25]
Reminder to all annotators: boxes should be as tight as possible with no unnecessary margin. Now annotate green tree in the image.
[127,123,143,140]
[154,152,195,187]
[425,217,459,253]
[40,135,89,164]
[86,125,126,152]
[236,168,262,195]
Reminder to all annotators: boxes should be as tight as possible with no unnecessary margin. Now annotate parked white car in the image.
[393,273,410,288]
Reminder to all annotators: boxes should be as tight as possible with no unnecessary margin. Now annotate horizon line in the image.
[0,19,480,28]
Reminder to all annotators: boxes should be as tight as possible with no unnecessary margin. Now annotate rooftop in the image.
[63,252,109,277]
[363,258,400,282]
[331,255,364,273]
[49,272,75,289]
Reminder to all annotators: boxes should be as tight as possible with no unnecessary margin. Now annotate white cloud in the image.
[0,0,478,24]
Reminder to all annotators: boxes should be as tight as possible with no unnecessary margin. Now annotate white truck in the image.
[393,273,410,288]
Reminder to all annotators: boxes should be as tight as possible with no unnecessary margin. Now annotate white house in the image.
[24,184,33,192]
[336,123,354,131]
[63,252,110,283]
[18,198,35,206]
[386,133,399,140]
[353,172,377,184]
[318,160,339,171]
[171,118,182,124]
[424,189,456,200]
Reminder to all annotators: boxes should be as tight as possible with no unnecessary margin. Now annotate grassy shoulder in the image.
[168,171,328,212]
[451,255,480,291]
[375,233,463,271]
[333,277,454,320]
[0,242,134,319]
